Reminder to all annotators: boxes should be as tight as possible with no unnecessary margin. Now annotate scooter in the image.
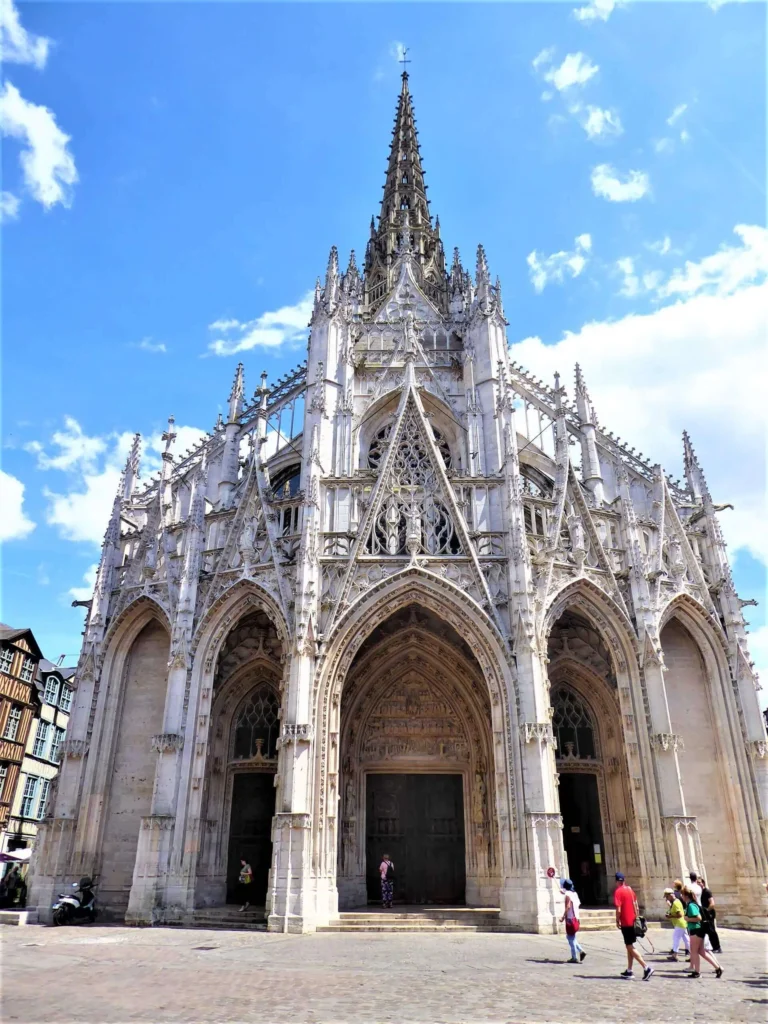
[52,877,97,925]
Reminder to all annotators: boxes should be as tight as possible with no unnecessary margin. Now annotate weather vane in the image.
[400,47,411,73]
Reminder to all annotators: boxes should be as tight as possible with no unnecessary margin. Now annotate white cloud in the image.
[136,337,167,354]
[0,0,49,69]
[648,236,672,256]
[667,103,688,126]
[207,292,314,356]
[539,52,599,93]
[0,469,35,541]
[527,234,592,293]
[658,224,768,299]
[654,137,674,154]
[208,318,240,332]
[581,105,623,139]
[616,256,640,297]
[532,47,555,72]
[591,163,650,202]
[573,0,621,22]
[68,563,98,604]
[30,417,206,545]
[0,189,19,221]
[512,226,767,567]
[0,81,77,209]
[26,416,106,472]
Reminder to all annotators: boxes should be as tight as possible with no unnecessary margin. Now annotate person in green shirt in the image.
[664,888,690,961]
[683,886,723,979]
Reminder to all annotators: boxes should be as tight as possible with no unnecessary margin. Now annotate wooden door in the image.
[560,772,608,906]
[226,772,276,904]
[366,773,465,905]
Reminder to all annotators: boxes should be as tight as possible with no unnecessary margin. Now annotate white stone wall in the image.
[98,620,168,911]
[661,619,737,893]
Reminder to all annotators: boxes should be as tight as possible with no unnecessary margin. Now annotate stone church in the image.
[30,73,767,932]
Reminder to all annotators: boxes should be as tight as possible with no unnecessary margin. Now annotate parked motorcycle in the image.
[52,877,97,925]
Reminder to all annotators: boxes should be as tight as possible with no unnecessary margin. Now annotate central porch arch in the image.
[338,604,496,907]
[312,569,521,919]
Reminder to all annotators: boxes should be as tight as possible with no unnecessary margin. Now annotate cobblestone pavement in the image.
[2,924,766,1024]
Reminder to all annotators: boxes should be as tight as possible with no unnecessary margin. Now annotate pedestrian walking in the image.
[687,871,703,901]
[698,876,722,954]
[238,857,253,912]
[683,885,722,978]
[559,879,586,963]
[613,872,654,980]
[379,853,394,908]
[664,887,690,960]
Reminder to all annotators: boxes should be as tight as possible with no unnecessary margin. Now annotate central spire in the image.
[364,71,448,313]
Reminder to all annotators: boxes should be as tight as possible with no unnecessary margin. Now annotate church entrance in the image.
[559,772,608,906]
[226,772,276,905]
[336,604,499,910]
[365,773,465,905]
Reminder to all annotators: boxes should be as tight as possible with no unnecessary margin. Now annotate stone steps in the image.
[317,907,619,933]
[189,908,267,931]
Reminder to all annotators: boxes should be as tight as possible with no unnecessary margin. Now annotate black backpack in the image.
[385,861,395,881]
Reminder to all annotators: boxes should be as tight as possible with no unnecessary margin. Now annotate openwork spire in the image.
[364,71,447,312]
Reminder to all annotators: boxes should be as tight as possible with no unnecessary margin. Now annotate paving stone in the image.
[1,924,766,1023]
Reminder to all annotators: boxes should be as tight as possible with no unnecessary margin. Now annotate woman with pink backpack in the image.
[560,878,586,963]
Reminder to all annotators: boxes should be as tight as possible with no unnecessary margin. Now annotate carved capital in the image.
[279,723,315,745]
[151,732,184,754]
[273,812,312,831]
[140,814,175,831]
[749,739,767,759]
[649,732,684,753]
[60,738,89,760]
[520,722,554,745]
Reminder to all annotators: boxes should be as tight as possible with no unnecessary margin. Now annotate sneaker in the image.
[643,966,654,981]
[715,967,723,979]
[688,971,700,978]
[666,955,678,961]
[566,958,578,963]
[620,970,634,978]
[579,951,587,963]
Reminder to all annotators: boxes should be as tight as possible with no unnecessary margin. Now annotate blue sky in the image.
[1,0,766,693]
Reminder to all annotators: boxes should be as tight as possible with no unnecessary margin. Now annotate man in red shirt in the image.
[614,872,653,980]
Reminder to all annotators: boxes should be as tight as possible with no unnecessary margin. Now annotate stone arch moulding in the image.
[72,601,171,880]
[547,661,633,884]
[101,594,172,663]
[170,579,290,901]
[355,385,463,472]
[313,567,523,887]
[543,578,639,679]
[657,592,767,881]
[191,578,290,667]
[542,578,660,881]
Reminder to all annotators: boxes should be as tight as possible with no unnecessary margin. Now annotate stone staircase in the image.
[189,906,267,931]
[318,907,504,933]
[318,906,619,933]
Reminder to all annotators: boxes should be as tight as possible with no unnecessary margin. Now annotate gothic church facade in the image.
[30,74,768,932]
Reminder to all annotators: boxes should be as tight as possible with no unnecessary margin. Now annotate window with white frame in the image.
[3,705,22,741]
[20,775,39,818]
[49,727,65,764]
[0,763,8,800]
[59,685,72,713]
[0,648,13,675]
[20,658,34,682]
[32,720,50,758]
[43,675,60,706]
[37,778,50,819]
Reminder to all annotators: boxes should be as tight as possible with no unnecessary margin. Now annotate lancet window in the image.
[365,410,460,557]
[232,684,280,761]
[552,687,597,760]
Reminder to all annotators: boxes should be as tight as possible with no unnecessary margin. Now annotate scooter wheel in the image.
[52,908,67,926]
